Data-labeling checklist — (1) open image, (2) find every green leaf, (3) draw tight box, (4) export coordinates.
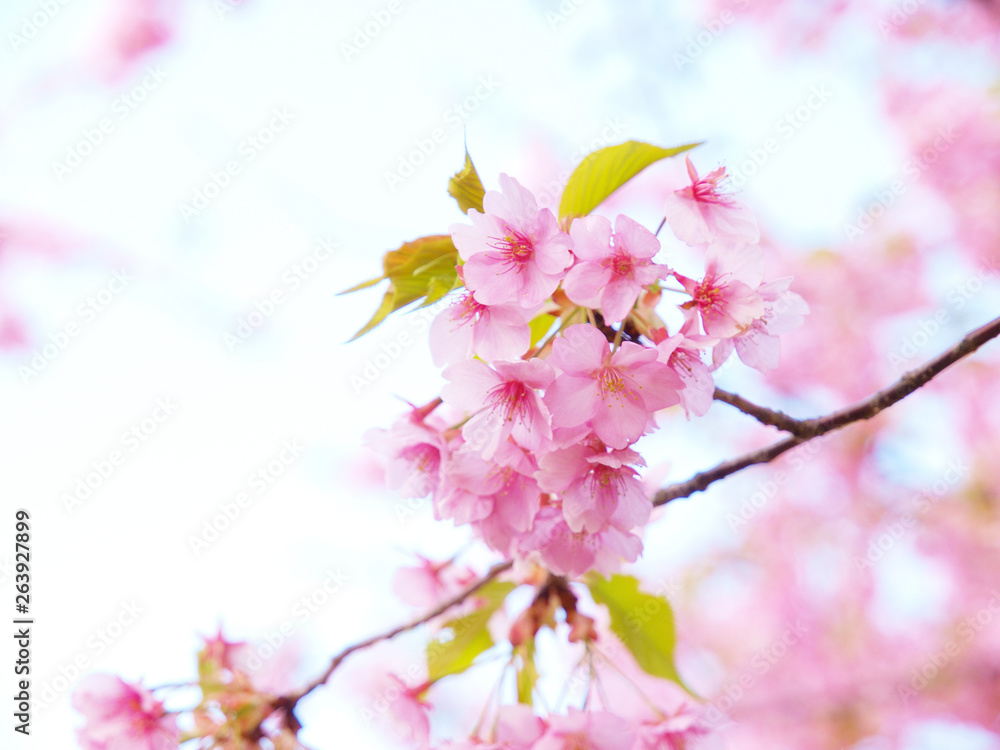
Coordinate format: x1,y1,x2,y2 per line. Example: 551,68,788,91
427,580,516,682
448,150,486,214
342,235,460,341
587,573,694,694
558,140,701,222
515,641,538,704
380,235,458,278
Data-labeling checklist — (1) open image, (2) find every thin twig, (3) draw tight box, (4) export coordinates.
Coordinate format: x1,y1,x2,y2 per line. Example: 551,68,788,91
654,315,1000,507
285,559,514,707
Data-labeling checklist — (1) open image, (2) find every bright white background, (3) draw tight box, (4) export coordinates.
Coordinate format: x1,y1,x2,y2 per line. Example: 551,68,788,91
0,1,954,748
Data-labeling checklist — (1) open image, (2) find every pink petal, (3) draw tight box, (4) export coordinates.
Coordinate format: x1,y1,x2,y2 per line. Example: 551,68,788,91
590,395,649,449
532,210,575,274
429,303,475,367
488,173,539,228
551,324,608,375
441,359,500,412
663,192,711,246
474,306,531,362
464,253,523,306
545,374,599,428
735,327,781,372
563,261,611,308
569,214,614,262
600,277,641,323
614,213,661,260
709,201,760,245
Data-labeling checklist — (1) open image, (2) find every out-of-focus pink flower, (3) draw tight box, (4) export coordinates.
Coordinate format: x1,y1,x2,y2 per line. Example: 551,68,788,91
451,174,574,307
98,0,174,80
359,671,433,749
72,673,179,750
429,289,536,366
392,556,478,609
534,708,634,750
442,359,555,459
199,627,246,673
385,674,432,748
663,156,759,247
563,214,669,324
0,314,27,348
494,703,547,747
545,324,682,449
633,704,708,750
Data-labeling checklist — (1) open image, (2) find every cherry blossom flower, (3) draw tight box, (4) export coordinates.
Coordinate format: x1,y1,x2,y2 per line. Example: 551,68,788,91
442,358,555,459
451,174,574,307
494,704,547,747
359,672,433,748
649,321,716,419
198,627,247,675
72,674,178,750
392,555,479,609
537,440,651,534
385,675,433,748
545,324,682,449
663,155,759,247
429,289,536,366
433,705,544,750
633,705,708,750
563,214,669,324
533,708,635,750
364,412,449,499
517,506,643,577
712,277,809,371
437,444,542,530
674,249,765,338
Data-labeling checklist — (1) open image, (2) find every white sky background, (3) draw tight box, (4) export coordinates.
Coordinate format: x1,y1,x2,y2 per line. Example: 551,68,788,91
0,1,992,748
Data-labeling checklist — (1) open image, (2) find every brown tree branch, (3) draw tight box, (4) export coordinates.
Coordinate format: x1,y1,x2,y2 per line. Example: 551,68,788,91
712,388,808,435
654,315,1000,507
284,559,513,708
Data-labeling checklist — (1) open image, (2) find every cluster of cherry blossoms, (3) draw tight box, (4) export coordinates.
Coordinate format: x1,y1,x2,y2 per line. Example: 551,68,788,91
370,155,808,578
65,149,808,750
